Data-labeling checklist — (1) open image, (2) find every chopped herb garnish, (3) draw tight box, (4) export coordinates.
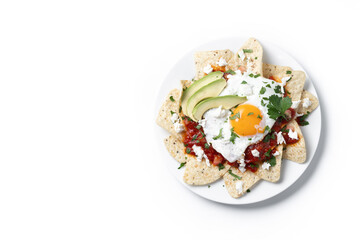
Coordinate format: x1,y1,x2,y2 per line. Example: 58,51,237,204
196,140,200,143
208,185,211,188
196,125,201,130
249,163,259,169
170,110,175,115
243,49,253,53
204,143,210,149
248,138,252,141
191,134,198,141
254,73,261,78
249,73,254,77
247,112,254,116
246,189,251,193
228,169,242,180
169,96,175,102
267,95,292,120
286,70,292,74
218,163,225,170
213,128,223,140
287,91,291,95
230,112,240,120
179,106,182,112
263,97,269,100
268,156,276,167
241,80,247,84
265,149,272,157
286,77,292,82
265,125,270,132
257,114,262,119
184,143,188,147
255,57,258,60
298,111,310,126
266,84,271,88
274,85,282,94
261,100,266,106
230,128,239,144
225,69,236,75
260,87,266,94
178,162,186,169
186,147,191,154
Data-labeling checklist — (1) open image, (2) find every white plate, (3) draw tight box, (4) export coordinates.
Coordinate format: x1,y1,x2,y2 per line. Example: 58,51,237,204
155,37,321,205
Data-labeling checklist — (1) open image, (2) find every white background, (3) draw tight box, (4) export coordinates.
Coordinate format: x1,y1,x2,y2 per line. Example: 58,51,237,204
0,0,359,239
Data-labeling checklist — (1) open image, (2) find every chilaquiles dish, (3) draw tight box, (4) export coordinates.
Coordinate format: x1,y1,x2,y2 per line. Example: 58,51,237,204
156,38,319,198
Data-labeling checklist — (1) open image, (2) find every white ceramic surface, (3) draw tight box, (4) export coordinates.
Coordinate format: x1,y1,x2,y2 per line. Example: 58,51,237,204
155,37,321,205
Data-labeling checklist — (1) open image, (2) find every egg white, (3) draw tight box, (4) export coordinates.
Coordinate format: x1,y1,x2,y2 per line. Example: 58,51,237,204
201,70,283,163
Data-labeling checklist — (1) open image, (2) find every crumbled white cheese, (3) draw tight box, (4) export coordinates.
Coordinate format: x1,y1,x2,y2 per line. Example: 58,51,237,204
235,180,243,193
281,76,291,86
238,159,246,173
251,149,260,157
291,100,301,109
237,84,253,96
216,57,228,66
170,113,179,123
288,129,298,140
174,122,184,133
204,154,210,167
192,145,205,162
238,50,245,61
277,132,286,144
213,106,227,118
203,64,213,74
302,98,312,108
273,151,280,156
198,119,206,128
262,162,271,170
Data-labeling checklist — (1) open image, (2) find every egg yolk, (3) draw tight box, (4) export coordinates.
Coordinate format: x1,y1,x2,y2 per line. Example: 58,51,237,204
230,104,264,136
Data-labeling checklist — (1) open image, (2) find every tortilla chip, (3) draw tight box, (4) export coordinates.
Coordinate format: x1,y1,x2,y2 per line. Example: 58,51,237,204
224,167,261,198
164,135,190,163
282,120,306,163
285,71,306,104
194,49,234,80
229,38,263,75
262,63,292,79
255,145,283,182
156,89,182,139
183,160,230,185
297,90,319,114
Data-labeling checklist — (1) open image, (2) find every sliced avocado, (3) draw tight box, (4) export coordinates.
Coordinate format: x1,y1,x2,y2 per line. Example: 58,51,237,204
181,71,224,116
187,79,227,120
192,95,247,121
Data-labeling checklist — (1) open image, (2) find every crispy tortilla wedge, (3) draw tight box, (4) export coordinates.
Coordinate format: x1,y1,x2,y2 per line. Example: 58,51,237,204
183,159,230,185
229,37,263,75
254,144,284,182
262,63,292,80
285,71,306,104
156,89,182,139
298,90,319,114
164,135,188,163
282,120,306,163
194,49,234,80
224,166,260,198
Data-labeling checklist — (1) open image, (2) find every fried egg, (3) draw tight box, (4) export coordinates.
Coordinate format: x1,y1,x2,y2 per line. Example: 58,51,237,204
201,70,284,162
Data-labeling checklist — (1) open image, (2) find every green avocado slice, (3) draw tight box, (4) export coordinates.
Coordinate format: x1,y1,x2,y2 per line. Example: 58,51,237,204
192,95,247,121
186,78,227,121
181,71,224,116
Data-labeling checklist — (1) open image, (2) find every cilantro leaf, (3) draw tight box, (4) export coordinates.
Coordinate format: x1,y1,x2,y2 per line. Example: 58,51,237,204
267,95,292,120
178,162,186,169
243,49,253,53
230,112,240,120
170,96,175,102
268,156,276,167
241,80,247,84
260,87,266,94
218,163,225,170
228,169,242,180
230,128,239,144
298,111,310,126
204,143,210,149
225,69,236,75
213,128,223,140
